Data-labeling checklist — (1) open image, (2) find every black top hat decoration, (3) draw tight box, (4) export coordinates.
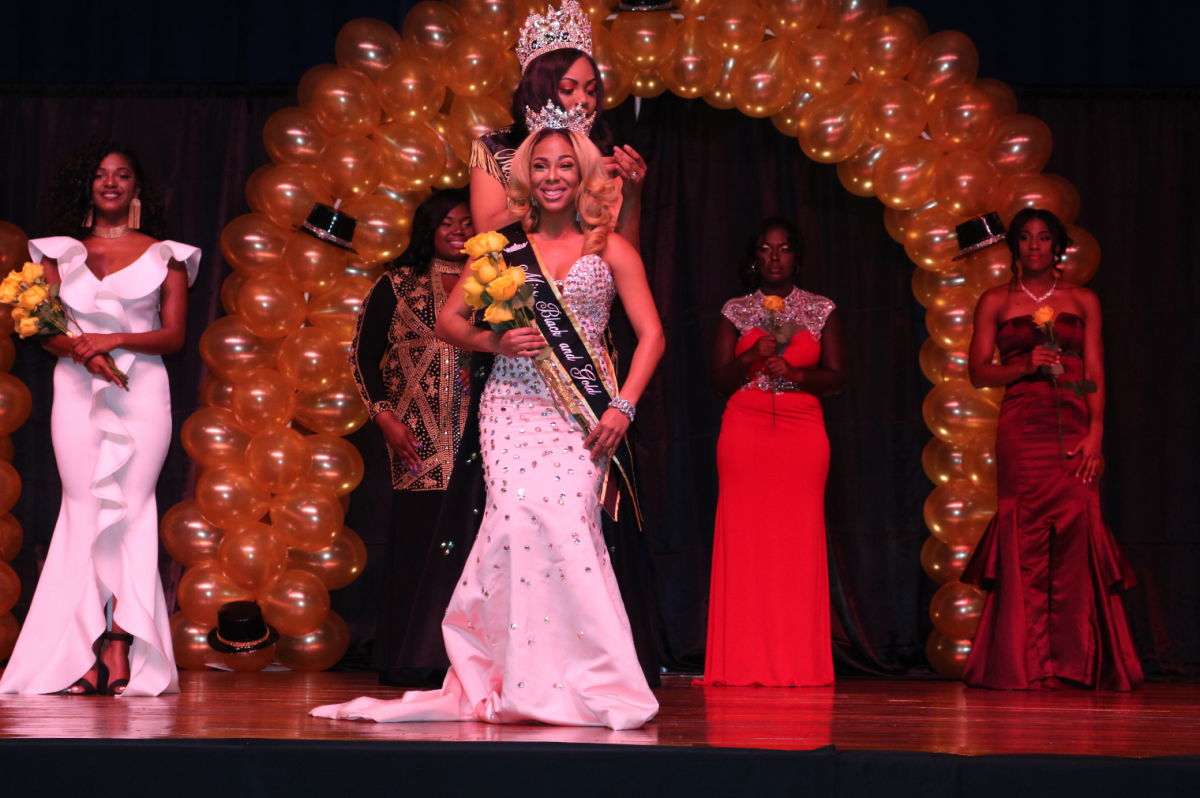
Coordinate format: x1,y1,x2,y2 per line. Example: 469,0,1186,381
208,601,280,654
300,202,358,253
952,212,1007,261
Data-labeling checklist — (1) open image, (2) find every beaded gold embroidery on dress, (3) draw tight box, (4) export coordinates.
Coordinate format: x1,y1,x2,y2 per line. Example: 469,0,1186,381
722,288,835,394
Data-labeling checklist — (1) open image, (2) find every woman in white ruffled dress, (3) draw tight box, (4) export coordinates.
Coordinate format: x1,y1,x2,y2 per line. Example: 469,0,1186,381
0,143,197,697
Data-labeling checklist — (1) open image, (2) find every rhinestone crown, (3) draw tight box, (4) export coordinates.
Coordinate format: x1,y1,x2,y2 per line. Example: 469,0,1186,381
516,0,593,73
525,99,596,136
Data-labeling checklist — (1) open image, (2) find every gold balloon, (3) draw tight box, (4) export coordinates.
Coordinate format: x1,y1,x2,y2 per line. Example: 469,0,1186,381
230,369,297,434
257,165,334,231
678,0,716,17
612,11,679,70
160,499,225,567
425,113,472,190
1060,225,1101,286
0,513,22,563
819,0,884,41
765,0,827,41
373,121,447,191
928,84,997,152
275,610,350,671
305,434,366,497
298,64,338,108
630,68,668,98
245,425,311,494
402,1,464,59
311,68,383,136
461,0,528,48
994,172,1063,227
730,38,794,117
378,55,448,125
195,464,272,530
198,316,282,381
860,78,926,145
169,611,217,670
245,164,272,215
1045,174,1081,225
180,406,252,469
874,139,940,210
770,88,814,136
786,29,852,95
341,195,413,263
932,150,999,219
882,202,932,244
930,579,987,639
974,77,1018,118
0,560,18,615
925,285,976,351
836,140,885,197
920,338,970,384
220,213,291,277
0,221,30,277
218,522,289,593
658,18,722,99
926,629,972,677
221,272,248,316
221,644,277,672
923,380,999,448
907,30,979,105
963,432,997,493
307,276,374,342
288,527,368,590
488,49,524,107
335,18,407,81
295,378,370,437
0,611,17,662
270,484,344,554
702,56,739,110
278,327,345,393
236,274,308,340
905,205,964,272
344,254,387,282
984,114,1054,178
446,95,513,165
0,373,32,436
280,231,349,294
912,268,966,310
925,478,996,547
258,569,331,637
0,461,19,515
921,435,966,485
442,35,506,97
885,6,927,41
317,135,385,202
177,561,255,627
921,535,974,586
703,0,767,57
850,14,917,83
263,108,329,167
964,243,1012,296
591,26,633,110
797,83,866,163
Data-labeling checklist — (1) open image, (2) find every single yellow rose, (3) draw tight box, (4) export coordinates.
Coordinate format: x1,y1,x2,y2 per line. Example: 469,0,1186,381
484,231,509,254
762,295,786,313
11,306,30,322
20,262,44,284
16,316,40,339
18,284,50,311
461,233,494,260
483,303,514,324
486,273,518,302
475,261,499,284
1032,306,1055,326
508,266,526,288
0,280,20,306
462,276,487,310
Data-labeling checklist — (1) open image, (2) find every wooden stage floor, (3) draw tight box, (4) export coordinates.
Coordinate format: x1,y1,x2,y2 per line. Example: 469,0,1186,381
1,672,1198,757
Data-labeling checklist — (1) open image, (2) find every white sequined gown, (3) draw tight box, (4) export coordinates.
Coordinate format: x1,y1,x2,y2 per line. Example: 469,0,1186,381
0,237,198,697
312,254,658,730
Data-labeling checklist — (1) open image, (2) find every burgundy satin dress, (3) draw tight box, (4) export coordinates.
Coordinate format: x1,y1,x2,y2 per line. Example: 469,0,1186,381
961,313,1142,691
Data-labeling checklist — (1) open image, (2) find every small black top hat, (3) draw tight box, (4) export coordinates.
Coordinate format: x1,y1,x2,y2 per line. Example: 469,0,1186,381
208,601,280,654
952,212,1007,261
299,202,358,253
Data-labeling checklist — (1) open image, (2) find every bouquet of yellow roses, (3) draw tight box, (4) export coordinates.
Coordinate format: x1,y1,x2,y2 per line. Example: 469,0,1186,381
0,262,129,389
459,232,542,353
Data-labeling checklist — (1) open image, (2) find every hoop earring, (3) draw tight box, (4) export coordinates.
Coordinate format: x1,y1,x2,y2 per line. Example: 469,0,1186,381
128,195,141,230
83,203,94,228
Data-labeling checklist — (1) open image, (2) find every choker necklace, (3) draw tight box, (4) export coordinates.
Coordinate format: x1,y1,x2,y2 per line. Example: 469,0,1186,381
92,224,130,239
431,257,465,275
1018,274,1057,303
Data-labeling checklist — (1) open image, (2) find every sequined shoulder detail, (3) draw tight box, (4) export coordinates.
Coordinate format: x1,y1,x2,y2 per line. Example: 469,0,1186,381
560,253,614,349
722,289,835,341
471,126,520,187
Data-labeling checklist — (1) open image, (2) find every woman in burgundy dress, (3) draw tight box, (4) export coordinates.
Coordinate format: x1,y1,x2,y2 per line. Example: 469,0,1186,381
699,218,847,687
962,208,1142,691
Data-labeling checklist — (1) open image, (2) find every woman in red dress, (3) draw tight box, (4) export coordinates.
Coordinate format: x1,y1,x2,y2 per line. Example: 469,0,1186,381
698,218,848,687
961,208,1142,690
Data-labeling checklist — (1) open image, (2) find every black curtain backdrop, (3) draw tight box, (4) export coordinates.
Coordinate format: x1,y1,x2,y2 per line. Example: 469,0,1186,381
2,84,1198,678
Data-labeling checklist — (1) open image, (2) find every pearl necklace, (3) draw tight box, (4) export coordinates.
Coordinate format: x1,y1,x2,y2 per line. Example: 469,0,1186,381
1018,274,1058,303
91,224,130,239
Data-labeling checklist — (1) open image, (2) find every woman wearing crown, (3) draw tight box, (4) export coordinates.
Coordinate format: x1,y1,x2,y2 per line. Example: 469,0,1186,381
312,99,664,730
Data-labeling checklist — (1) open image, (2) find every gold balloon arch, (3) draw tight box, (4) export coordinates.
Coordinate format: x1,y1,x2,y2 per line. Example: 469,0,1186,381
168,0,1104,675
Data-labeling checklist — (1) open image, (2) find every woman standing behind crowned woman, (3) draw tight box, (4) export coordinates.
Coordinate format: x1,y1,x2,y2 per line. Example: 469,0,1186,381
312,99,665,729
961,209,1142,691
349,188,472,687
0,142,198,697
699,219,847,688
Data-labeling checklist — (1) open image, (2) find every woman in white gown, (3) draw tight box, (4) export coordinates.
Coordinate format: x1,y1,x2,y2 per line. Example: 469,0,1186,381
0,143,197,697
312,106,664,730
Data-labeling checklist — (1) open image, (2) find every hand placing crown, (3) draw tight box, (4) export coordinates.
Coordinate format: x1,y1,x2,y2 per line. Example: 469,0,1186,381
525,99,597,136
516,0,593,73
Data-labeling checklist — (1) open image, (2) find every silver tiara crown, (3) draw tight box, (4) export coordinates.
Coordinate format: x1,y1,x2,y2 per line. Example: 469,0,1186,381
516,0,593,73
525,99,596,136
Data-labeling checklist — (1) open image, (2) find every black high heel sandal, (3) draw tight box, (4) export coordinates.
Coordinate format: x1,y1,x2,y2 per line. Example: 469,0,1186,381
66,649,109,696
100,632,134,696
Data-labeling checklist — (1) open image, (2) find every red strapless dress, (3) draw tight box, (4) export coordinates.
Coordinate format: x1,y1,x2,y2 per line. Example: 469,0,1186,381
961,313,1143,691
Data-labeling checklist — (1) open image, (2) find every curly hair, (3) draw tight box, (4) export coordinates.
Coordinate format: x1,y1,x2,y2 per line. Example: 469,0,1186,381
391,188,471,276
43,141,166,238
738,217,805,290
505,129,617,257
1005,207,1072,281
511,48,614,156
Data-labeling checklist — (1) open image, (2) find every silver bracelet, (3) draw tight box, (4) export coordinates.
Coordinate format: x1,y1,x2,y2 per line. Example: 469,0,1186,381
610,395,636,422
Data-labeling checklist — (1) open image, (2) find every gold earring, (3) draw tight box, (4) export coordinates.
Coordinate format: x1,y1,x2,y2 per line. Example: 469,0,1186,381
128,196,142,230
83,203,94,228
